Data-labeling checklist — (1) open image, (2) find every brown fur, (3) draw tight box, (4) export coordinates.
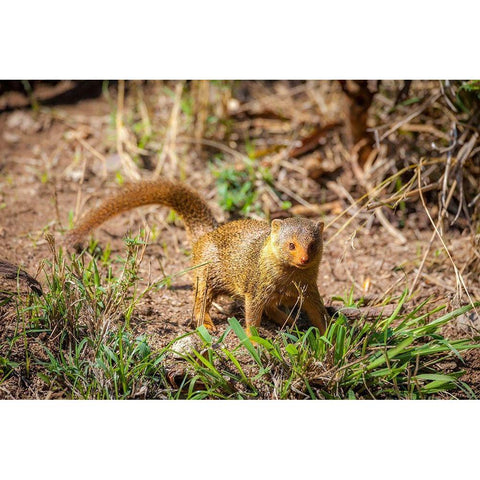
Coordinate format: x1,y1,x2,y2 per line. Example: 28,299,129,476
66,179,329,335
65,179,217,248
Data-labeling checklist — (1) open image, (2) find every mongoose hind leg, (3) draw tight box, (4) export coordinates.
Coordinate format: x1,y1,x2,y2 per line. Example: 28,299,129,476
193,276,217,332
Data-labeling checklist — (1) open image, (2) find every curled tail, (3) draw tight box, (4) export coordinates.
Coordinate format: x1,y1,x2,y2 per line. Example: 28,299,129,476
65,179,218,249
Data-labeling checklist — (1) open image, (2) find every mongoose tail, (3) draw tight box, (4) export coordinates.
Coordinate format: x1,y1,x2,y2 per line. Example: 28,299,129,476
65,179,218,248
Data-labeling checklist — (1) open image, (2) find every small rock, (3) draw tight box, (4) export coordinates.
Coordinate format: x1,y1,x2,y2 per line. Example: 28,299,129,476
170,335,203,359
64,169,85,182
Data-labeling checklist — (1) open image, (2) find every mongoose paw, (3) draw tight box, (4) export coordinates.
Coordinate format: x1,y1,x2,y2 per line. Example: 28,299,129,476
203,319,217,332
245,327,258,345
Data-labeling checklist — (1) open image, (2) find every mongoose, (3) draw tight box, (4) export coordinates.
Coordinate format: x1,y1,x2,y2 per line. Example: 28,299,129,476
65,179,329,336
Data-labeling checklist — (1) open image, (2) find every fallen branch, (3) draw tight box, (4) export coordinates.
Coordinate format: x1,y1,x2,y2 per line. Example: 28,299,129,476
0,259,43,297
326,303,398,320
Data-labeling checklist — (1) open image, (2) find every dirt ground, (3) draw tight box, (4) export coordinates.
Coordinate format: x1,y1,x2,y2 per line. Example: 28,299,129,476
1,81,479,398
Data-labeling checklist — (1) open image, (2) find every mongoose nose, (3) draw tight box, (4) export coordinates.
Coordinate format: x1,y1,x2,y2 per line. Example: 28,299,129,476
300,256,309,264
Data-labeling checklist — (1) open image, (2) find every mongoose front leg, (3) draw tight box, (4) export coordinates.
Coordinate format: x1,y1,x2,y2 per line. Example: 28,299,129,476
303,286,329,335
244,293,264,338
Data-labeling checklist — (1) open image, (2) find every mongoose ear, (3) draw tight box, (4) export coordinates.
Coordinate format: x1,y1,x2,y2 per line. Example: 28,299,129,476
316,221,325,234
271,219,283,233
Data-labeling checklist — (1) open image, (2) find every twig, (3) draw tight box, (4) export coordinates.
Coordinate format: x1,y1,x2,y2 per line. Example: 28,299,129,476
441,123,456,208
415,160,478,317
175,136,249,164
399,123,450,141
52,184,63,230
325,158,450,245
275,183,312,208
74,135,108,178
116,80,140,180
374,208,407,245
468,191,480,209
379,92,441,141
326,181,359,214
451,132,478,225
410,177,457,295
234,83,308,114
154,81,183,177
73,148,88,223
350,141,407,244
289,201,342,217
420,273,457,292
366,182,440,210
326,303,398,320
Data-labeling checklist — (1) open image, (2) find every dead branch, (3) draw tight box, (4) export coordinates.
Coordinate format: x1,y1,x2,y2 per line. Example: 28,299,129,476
326,303,398,320
0,259,43,297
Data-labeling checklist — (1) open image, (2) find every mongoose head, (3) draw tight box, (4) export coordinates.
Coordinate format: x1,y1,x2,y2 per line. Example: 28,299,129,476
270,218,324,269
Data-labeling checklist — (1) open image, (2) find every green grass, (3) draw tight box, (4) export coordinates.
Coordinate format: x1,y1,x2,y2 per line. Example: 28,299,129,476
1,237,479,399
210,156,273,217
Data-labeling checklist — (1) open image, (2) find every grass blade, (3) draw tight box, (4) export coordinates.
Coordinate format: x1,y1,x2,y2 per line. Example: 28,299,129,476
227,317,263,367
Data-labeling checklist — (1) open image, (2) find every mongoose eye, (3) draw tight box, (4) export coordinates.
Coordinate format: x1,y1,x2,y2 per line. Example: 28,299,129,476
288,242,296,250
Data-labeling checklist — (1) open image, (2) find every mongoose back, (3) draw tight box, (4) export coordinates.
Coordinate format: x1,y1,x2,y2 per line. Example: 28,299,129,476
66,178,329,335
